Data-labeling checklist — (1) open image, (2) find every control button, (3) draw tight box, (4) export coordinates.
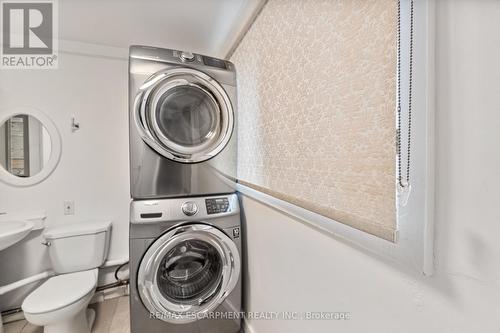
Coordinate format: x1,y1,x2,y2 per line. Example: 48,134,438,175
180,51,195,62
181,201,198,216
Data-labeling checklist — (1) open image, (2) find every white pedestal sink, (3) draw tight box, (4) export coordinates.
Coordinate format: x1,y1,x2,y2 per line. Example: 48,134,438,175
0,219,34,333
0,220,34,251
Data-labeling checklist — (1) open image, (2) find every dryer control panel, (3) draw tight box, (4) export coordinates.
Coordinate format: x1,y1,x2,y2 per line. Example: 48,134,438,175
205,197,230,214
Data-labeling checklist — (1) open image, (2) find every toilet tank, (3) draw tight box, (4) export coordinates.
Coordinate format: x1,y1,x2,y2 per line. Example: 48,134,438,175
43,221,112,274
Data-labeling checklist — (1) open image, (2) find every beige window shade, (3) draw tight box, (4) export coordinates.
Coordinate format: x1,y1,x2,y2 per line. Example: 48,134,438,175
230,0,398,241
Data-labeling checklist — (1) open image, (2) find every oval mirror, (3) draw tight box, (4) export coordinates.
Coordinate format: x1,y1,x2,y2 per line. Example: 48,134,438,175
0,108,61,187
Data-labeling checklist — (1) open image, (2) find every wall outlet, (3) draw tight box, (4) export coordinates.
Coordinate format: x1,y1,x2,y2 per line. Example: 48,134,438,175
64,201,75,215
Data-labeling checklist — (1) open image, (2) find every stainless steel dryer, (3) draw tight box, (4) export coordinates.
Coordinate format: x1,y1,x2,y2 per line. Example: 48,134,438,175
129,45,237,199
129,194,242,333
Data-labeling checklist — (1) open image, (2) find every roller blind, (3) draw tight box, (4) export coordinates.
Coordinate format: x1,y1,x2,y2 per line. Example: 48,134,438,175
230,0,398,241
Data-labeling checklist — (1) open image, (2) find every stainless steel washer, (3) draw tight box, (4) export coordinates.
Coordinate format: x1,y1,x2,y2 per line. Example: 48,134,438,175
129,194,242,333
129,46,237,199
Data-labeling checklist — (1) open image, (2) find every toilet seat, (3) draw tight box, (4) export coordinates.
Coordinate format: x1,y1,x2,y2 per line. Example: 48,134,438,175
22,269,97,314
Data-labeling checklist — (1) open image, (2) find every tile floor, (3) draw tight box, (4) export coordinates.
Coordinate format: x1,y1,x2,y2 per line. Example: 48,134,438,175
3,296,130,333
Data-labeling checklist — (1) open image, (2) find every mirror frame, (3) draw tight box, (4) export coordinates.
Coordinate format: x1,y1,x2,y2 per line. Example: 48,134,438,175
0,107,62,187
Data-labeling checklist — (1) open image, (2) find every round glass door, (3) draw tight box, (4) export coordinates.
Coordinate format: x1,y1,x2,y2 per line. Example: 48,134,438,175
135,68,234,163
138,224,240,323
155,86,220,148
157,239,223,305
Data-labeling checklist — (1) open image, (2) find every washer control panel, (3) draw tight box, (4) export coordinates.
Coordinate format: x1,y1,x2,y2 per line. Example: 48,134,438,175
130,194,239,224
205,197,230,215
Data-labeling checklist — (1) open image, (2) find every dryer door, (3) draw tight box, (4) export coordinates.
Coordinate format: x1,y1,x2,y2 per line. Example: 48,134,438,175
137,224,240,323
134,68,234,163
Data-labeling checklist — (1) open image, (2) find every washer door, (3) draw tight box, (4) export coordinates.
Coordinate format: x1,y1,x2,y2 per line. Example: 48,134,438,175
134,68,234,163
138,224,240,323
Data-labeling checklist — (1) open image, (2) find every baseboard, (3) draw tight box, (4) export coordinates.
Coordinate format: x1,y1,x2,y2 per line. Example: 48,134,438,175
2,310,24,324
90,284,129,304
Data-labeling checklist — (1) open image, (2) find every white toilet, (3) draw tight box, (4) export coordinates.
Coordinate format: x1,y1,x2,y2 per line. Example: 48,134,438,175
21,221,112,333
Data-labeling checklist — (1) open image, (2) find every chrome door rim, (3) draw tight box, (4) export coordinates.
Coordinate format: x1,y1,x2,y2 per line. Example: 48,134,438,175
137,224,240,324
134,68,234,163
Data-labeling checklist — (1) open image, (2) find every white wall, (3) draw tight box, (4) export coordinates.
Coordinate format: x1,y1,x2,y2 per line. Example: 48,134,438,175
0,48,130,311
241,1,500,332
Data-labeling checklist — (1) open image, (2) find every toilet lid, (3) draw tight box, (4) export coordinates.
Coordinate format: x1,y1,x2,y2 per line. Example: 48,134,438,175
22,269,97,314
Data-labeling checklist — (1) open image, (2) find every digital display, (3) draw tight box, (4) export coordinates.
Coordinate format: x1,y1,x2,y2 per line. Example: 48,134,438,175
203,56,227,69
205,197,230,214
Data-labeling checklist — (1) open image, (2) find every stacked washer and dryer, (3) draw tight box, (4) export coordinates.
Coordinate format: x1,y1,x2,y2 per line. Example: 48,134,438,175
128,46,242,333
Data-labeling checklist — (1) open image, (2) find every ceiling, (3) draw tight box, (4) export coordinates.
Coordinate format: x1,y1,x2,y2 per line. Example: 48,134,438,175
58,0,265,59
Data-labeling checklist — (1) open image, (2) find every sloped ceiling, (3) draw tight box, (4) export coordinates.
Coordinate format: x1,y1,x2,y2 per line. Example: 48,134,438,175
59,0,265,58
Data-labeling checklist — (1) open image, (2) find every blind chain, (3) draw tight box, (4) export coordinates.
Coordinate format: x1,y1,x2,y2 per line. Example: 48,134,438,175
397,0,414,189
